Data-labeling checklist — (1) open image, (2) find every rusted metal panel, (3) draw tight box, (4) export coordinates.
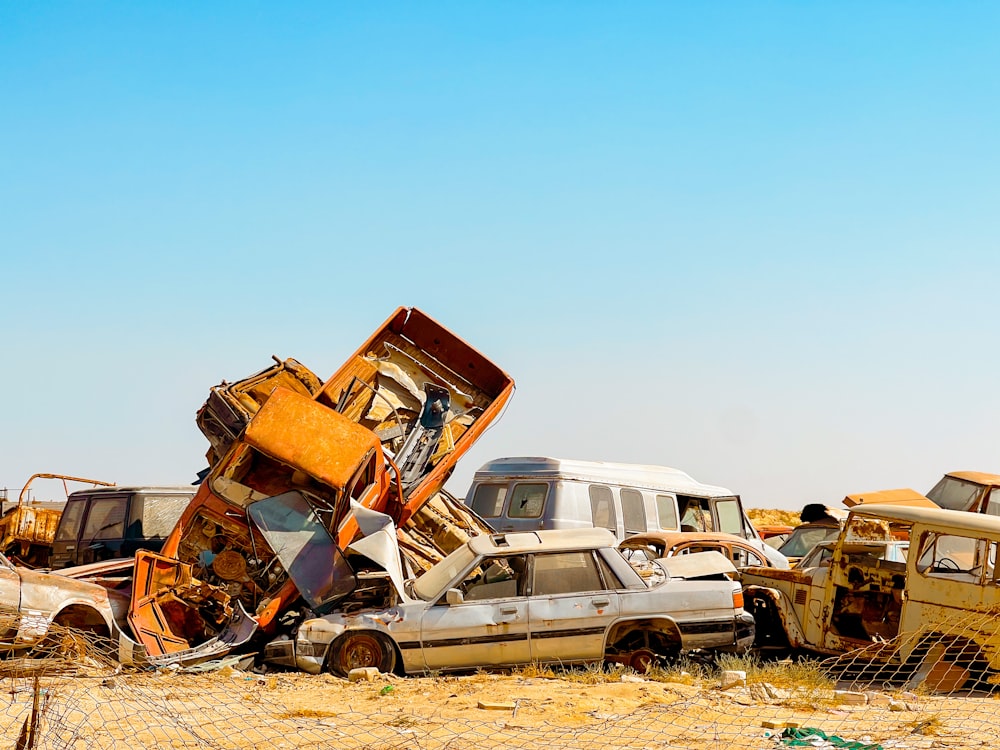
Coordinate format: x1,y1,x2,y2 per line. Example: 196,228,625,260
843,488,938,508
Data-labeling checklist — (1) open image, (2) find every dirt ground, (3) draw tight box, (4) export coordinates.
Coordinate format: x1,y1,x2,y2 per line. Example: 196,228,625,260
6,663,1000,749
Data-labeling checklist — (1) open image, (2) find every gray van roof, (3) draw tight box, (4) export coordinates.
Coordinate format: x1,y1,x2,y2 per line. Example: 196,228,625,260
472,457,735,498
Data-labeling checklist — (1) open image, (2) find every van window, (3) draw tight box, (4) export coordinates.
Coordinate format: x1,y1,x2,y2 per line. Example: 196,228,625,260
715,497,743,535
589,485,616,533
471,484,508,518
655,495,678,530
916,532,989,581
508,483,547,519
84,497,128,541
621,489,646,535
987,489,1000,517
55,498,88,542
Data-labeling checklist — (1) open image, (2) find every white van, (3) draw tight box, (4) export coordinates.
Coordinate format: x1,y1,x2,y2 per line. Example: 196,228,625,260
464,457,788,568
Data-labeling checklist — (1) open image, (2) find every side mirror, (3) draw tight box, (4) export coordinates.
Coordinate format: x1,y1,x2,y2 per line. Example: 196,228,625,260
445,588,465,605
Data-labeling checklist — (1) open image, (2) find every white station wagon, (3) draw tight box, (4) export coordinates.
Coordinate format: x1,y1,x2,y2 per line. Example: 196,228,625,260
265,527,754,676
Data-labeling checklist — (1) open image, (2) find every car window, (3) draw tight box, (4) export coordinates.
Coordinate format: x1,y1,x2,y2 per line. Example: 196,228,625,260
459,555,527,601
655,494,678,530
532,551,605,595
470,484,507,518
732,546,766,567
83,497,128,541
916,532,990,581
508,483,547,519
714,498,743,536
778,525,841,557
589,485,616,533
987,488,1000,518
55,498,88,542
621,489,646,535
131,495,191,538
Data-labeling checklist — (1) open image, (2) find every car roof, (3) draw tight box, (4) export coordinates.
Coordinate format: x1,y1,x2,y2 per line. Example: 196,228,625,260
472,456,734,497
467,528,617,555
946,471,1000,488
848,503,1000,533
622,531,753,547
68,486,196,496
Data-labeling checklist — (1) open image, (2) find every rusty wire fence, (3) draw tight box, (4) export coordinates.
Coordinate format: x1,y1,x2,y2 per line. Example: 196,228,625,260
5,619,1000,750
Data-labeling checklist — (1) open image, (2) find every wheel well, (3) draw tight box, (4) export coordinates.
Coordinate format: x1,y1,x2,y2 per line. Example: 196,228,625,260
52,605,110,638
606,618,681,652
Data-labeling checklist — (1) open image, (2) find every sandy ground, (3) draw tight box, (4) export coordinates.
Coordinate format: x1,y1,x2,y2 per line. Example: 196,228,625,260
3,664,999,749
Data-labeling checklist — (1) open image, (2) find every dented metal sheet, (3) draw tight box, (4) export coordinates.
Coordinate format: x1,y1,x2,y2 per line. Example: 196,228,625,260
127,307,514,662
657,551,737,579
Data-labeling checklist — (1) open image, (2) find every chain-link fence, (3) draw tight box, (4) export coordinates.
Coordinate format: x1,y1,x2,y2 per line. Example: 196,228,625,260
4,621,1000,750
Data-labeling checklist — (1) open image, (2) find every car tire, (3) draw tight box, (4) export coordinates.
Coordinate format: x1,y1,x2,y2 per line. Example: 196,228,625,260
328,631,397,678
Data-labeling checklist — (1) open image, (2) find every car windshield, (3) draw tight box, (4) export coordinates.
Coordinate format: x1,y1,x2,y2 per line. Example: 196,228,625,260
926,476,984,512
779,525,841,558
248,491,356,613
412,544,478,601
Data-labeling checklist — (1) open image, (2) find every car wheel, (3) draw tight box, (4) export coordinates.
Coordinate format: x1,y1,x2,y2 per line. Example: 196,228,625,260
628,648,657,672
329,631,397,677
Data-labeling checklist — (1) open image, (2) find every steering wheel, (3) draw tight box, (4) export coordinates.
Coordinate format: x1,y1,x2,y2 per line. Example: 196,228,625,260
936,557,960,571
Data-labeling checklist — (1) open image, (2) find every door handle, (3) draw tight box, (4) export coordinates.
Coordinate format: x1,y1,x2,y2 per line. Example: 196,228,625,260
592,599,610,607
499,606,518,615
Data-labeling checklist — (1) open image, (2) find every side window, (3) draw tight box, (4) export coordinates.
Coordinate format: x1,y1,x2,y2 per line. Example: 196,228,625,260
655,494,678,530
83,497,128,541
532,551,605,595
508,483,547,519
133,495,191,539
987,489,1000,518
55,498,88,542
347,453,377,501
714,498,743,536
916,532,989,581
589,485,616,533
621,489,646,535
470,484,508,518
732,546,765,567
460,555,526,601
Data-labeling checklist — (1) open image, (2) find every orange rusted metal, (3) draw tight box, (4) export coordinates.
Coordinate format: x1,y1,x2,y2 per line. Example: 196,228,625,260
128,307,514,659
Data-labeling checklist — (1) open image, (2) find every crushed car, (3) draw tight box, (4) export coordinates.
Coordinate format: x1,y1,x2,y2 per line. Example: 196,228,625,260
0,550,129,652
126,307,515,663
264,526,755,675
619,531,783,570
743,504,1000,689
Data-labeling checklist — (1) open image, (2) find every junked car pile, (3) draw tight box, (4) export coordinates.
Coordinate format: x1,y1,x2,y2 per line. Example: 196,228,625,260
7,307,1000,693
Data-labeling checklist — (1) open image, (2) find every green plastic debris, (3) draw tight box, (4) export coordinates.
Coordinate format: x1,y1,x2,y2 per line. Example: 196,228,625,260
379,685,395,696
780,727,883,750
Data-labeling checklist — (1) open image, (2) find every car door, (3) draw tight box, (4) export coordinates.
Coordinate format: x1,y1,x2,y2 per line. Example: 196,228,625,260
0,555,22,644
418,554,531,671
527,550,621,663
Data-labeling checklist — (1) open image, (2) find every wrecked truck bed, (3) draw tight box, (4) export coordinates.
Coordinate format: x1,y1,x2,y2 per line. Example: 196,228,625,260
129,307,513,661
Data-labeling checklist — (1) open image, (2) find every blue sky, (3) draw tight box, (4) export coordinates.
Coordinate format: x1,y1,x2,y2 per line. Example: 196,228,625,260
2,3,998,509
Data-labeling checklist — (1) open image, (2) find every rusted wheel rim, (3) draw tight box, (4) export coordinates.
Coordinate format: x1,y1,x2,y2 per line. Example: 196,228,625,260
342,634,385,670
629,649,656,673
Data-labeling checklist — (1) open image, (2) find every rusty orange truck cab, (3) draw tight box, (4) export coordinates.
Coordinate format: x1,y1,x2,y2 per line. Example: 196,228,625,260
129,307,514,659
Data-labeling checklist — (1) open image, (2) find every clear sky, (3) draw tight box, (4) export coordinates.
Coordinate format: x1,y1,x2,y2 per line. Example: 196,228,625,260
2,3,998,509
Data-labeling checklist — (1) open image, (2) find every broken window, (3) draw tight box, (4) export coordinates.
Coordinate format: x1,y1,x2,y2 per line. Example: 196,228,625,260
459,555,526,601
508,483,547,519
916,532,990,581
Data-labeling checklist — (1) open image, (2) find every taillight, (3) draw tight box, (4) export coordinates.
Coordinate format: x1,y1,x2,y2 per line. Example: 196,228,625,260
733,590,744,609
